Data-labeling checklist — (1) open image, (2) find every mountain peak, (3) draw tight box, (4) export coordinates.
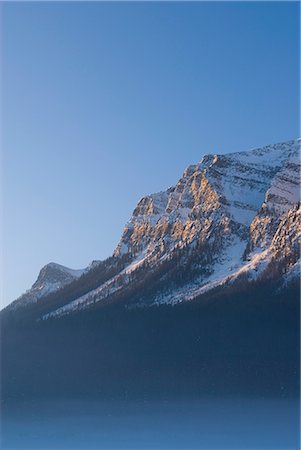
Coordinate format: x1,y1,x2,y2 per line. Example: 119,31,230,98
6,262,86,312
33,262,85,287
5,138,300,317
115,138,300,260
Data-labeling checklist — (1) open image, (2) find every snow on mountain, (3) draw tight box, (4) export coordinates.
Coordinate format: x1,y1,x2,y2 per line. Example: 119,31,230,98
249,144,300,250
5,138,300,318
148,202,300,306
114,139,299,260
6,262,88,311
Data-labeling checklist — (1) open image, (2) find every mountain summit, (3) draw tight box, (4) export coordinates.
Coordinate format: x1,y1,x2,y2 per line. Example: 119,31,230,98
5,139,300,319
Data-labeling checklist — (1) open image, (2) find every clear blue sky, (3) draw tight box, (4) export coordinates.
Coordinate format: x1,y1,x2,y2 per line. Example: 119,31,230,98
2,2,300,307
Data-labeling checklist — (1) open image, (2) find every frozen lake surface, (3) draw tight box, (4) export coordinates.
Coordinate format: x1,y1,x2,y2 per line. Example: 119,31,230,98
1,398,299,449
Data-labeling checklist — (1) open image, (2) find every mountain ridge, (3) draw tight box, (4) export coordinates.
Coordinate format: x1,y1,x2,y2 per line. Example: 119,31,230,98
4,138,300,319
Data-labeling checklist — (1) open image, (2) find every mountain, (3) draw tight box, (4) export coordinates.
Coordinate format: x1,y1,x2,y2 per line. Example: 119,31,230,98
1,138,300,402
4,138,300,320
7,262,87,311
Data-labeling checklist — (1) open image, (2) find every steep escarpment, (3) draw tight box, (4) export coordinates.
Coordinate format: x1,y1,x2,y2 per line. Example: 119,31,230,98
248,147,300,251
114,142,291,260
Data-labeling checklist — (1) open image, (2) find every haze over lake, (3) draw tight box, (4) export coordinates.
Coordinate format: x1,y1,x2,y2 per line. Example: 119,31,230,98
2,399,299,450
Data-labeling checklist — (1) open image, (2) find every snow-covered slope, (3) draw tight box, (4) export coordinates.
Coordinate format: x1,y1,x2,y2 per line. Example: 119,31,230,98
6,262,87,311
5,138,300,318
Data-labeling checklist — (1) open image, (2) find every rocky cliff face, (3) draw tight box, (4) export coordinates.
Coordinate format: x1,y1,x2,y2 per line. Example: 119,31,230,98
114,139,299,257
4,138,300,318
249,147,300,250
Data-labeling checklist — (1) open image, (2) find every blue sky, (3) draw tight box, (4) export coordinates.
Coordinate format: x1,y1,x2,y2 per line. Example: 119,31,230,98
2,2,300,307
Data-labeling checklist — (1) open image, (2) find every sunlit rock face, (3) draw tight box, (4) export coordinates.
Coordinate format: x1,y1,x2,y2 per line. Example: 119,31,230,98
114,138,300,264
249,145,300,250
5,139,300,318
269,204,301,274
